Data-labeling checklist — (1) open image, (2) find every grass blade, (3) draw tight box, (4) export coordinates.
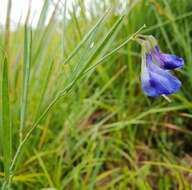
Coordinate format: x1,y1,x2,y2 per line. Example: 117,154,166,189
19,25,32,141
1,56,12,188
62,8,110,64
4,0,12,55
68,15,125,85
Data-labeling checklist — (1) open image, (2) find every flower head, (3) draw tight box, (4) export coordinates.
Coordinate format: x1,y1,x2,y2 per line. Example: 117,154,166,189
140,37,184,97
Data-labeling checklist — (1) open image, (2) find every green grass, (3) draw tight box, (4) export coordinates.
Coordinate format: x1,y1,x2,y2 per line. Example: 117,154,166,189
1,0,192,189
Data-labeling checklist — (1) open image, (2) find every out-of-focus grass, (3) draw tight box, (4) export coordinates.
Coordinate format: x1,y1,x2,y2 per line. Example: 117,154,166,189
1,0,192,189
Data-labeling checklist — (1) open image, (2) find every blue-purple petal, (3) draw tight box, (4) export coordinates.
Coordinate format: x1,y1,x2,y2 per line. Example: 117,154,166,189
158,53,184,69
154,45,184,70
141,53,181,96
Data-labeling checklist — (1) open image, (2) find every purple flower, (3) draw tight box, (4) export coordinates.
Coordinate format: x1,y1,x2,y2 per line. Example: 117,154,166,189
141,52,182,97
137,36,184,97
153,45,184,70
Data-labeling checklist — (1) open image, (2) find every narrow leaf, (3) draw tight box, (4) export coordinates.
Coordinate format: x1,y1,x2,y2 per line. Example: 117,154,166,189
1,56,12,182
19,25,31,141
63,9,110,64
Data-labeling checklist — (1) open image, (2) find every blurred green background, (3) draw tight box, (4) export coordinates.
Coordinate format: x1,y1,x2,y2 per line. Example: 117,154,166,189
1,0,192,189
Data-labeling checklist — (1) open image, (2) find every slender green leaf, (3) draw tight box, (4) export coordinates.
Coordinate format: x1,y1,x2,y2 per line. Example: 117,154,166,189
1,56,12,185
62,9,110,64
19,25,31,141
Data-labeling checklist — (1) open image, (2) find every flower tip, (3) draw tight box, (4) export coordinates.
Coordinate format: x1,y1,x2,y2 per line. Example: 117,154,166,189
161,54,184,70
